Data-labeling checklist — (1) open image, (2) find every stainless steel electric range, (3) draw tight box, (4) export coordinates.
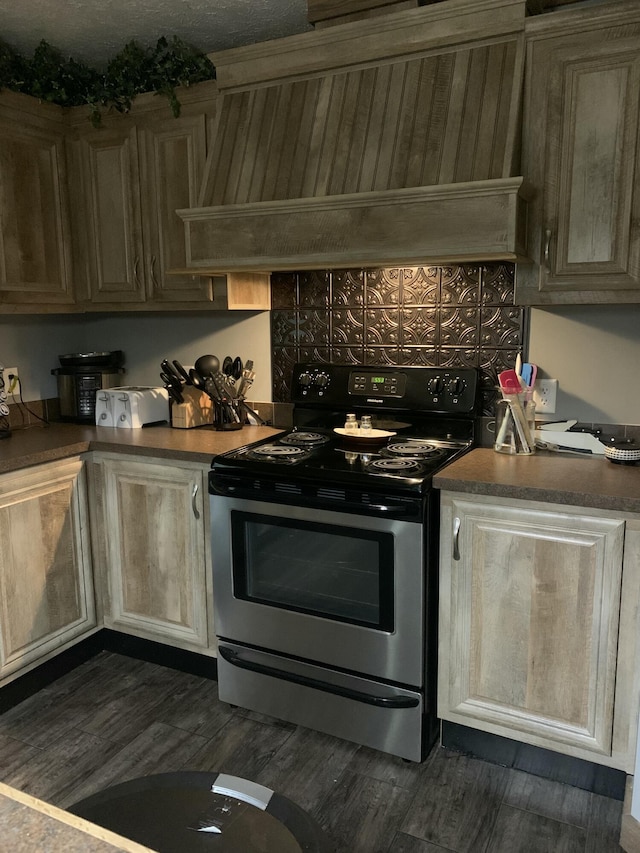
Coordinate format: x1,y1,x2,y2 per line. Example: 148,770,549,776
209,363,479,761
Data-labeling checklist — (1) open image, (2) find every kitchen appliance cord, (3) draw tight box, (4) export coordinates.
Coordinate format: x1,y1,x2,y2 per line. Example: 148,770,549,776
9,376,49,426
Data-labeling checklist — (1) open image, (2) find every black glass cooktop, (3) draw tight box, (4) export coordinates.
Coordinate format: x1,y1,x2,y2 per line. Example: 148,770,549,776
214,427,471,491
211,363,479,495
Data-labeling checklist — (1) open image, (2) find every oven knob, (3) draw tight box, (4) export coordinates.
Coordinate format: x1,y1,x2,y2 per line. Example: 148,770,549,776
314,373,330,388
298,372,313,387
427,377,444,395
448,377,466,396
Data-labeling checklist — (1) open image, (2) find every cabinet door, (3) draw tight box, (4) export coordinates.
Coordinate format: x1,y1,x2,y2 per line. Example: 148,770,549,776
0,459,96,679
99,457,209,650
518,5,640,303
439,494,625,759
0,106,73,305
74,125,146,303
139,113,212,302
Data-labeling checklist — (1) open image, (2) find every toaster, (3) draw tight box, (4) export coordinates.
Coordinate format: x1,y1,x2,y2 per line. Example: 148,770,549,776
95,386,169,428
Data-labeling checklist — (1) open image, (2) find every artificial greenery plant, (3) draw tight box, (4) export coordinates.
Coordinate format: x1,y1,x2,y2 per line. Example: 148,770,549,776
0,36,216,126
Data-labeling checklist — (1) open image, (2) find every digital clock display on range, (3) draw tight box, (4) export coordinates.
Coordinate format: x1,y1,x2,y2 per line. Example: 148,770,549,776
348,372,406,396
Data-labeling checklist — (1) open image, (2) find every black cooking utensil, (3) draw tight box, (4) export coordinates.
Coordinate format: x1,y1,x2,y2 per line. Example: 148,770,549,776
172,360,192,385
194,354,220,379
222,356,233,377
217,371,240,403
232,356,243,381
189,368,205,389
242,402,266,425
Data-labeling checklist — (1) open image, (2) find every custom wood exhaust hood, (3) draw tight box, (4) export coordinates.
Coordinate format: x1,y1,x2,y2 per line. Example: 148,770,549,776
178,0,530,273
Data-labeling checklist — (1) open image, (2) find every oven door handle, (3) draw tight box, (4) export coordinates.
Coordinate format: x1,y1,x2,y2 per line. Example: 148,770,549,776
368,503,412,514
218,646,419,709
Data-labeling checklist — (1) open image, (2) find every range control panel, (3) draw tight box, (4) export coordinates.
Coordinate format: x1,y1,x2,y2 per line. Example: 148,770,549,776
348,372,407,397
292,363,479,414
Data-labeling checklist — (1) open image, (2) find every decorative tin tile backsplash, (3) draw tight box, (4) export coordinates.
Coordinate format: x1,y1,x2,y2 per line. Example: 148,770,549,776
271,263,524,414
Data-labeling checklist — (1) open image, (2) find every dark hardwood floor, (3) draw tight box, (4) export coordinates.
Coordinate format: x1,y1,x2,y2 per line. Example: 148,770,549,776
0,652,624,852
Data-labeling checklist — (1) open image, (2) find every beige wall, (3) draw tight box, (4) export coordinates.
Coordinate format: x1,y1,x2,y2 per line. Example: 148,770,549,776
528,305,640,425
0,311,272,403
2,302,639,426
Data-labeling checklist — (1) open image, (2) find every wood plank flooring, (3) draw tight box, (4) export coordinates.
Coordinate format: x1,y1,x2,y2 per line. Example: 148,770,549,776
0,652,624,852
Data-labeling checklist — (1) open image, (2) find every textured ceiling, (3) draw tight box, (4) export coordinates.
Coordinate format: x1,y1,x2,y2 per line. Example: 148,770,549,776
0,0,312,66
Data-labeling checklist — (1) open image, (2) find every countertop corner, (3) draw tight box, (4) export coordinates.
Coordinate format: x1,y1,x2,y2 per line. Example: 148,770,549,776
434,447,640,514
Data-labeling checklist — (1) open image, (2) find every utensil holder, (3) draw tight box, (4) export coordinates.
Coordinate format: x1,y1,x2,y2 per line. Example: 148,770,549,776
494,395,536,455
214,399,242,431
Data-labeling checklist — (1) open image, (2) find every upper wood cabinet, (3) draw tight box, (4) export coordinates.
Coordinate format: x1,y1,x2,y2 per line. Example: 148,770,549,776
517,0,640,304
68,121,145,304
0,91,74,310
67,83,219,309
139,111,213,303
438,491,640,772
0,458,96,683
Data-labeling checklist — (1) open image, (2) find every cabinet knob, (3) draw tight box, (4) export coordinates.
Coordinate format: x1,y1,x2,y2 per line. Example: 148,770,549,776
453,516,461,561
191,483,200,519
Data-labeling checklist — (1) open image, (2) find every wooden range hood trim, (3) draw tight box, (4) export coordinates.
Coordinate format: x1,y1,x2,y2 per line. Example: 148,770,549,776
209,0,526,90
178,178,532,273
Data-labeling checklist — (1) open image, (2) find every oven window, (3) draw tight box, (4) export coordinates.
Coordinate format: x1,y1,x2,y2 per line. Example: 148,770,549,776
230,512,394,630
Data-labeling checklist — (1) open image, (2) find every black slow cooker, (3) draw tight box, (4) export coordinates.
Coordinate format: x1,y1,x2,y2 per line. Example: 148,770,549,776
52,351,125,422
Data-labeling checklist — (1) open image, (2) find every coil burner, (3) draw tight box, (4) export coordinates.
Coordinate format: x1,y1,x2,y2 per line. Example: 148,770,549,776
280,431,330,448
246,444,311,464
365,457,425,475
383,441,447,461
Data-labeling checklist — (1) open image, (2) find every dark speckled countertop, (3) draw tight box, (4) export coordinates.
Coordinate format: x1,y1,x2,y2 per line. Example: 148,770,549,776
3,425,638,512
0,422,283,474
433,448,640,514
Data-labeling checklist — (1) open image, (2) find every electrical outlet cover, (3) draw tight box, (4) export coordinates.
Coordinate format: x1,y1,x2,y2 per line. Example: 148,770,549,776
2,367,18,392
533,379,558,414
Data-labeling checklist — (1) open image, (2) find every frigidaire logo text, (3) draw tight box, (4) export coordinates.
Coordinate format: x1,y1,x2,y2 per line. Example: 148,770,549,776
366,398,384,404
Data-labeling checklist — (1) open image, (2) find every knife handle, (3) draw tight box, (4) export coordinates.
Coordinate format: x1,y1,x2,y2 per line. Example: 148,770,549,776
172,360,191,384
161,359,183,385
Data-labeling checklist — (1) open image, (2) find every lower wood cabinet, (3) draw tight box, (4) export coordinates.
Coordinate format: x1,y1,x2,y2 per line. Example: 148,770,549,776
438,491,640,771
90,454,213,653
0,458,96,682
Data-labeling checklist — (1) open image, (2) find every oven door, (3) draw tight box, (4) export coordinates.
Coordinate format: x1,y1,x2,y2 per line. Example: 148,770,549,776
210,494,424,687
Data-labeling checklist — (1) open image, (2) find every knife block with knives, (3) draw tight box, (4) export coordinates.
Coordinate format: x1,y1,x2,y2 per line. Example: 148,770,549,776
162,354,263,430
171,386,213,429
